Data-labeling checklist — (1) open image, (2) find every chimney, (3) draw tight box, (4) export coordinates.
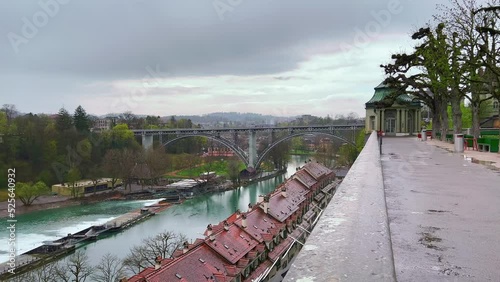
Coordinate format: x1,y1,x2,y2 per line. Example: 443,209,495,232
223,220,230,231
182,241,189,254
262,195,269,214
236,209,241,219
206,224,213,236
281,187,287,198
207,224,215,241
241,213,247,228
258,195,264,203
248,203,252,212
155,256,162,270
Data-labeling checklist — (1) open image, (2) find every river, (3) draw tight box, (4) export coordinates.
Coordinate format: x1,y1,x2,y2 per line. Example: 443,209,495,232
0,155,309,265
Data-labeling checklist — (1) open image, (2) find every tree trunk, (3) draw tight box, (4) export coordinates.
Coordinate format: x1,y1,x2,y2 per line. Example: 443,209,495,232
431,99,442,140
450,97,462,134
433,106,442,140
440,99,449,141
471,102,481,139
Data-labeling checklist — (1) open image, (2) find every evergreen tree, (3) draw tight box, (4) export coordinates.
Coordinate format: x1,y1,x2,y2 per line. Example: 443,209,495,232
55,108,73,132
73,105,90,132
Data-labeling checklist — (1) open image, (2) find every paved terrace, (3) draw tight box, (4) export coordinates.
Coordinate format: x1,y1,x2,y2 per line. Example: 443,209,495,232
286,133,500,281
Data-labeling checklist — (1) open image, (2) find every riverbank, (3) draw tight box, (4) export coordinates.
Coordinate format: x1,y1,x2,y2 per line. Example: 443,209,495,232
0,188,139,218
0,168,290,218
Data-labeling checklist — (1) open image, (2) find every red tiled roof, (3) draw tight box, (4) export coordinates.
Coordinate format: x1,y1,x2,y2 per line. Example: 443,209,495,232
294,169,317,188
255,243,265,253
127,274,148,282
267,180,307,222
128,162,336,282
206,224,259,264
284,179,309,194
246,250,258,260
303,162,333,180
143,243,233,282
237,257,250,268
233,208,284,243
226,211,241,224
261,233,273,242
224,264,241,277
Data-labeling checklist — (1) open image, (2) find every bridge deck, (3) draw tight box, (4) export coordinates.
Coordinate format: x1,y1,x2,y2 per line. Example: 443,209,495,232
131,124,364,135
382,137,500,281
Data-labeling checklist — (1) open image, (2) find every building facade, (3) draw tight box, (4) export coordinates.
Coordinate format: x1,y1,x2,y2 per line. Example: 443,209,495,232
93,118,112,131
365,82,422,136
51,178,122,197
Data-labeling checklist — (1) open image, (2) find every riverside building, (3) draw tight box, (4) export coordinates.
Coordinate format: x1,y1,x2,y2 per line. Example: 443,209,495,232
125,162,338,282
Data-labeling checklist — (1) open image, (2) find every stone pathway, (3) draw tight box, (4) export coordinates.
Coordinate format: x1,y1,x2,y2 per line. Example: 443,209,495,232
382,137,500,281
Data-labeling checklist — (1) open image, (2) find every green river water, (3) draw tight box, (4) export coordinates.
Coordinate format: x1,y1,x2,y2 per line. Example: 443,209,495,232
0,155,309,265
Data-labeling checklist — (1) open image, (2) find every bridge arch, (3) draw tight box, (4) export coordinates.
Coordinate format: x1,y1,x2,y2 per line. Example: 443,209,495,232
162,134,250,167
254,131,355,170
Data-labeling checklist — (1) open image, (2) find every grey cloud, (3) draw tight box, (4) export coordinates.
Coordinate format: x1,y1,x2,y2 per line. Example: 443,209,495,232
1,0,446,80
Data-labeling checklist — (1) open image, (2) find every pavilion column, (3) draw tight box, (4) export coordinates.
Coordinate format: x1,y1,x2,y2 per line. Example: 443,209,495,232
415,110,419,133
415,110,419,134
418,110,422,130
401,110,405,133
381,109,385,132
403,109,408,133
396,109,401,133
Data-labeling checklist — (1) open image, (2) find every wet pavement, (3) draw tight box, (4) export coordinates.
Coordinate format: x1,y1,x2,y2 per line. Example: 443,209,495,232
382,137,500,281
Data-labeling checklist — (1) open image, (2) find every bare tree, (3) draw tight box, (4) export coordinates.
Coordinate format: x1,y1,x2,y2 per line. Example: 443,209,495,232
145,147,168,184
117,149,140,192
92,253,126,282
1,104,18,124
227,158,241,186
123,231,186,275
88,165,103,195
314,140,336,169
54,251,93,282
5,262,58,282
103,149,122,190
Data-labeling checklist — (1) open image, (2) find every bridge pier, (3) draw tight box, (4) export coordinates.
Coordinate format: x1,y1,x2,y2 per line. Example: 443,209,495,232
248,130,256,169
142,134,154,150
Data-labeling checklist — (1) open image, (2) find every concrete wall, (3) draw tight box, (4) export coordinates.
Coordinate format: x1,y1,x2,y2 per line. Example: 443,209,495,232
285,131,396,282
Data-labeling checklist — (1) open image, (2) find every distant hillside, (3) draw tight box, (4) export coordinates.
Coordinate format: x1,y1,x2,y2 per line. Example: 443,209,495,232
163,112,294,126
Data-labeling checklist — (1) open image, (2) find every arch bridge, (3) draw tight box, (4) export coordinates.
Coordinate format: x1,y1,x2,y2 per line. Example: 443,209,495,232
132,124,364,169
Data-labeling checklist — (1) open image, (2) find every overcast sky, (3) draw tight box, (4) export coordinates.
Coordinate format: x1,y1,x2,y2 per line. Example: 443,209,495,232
1,0,454,117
